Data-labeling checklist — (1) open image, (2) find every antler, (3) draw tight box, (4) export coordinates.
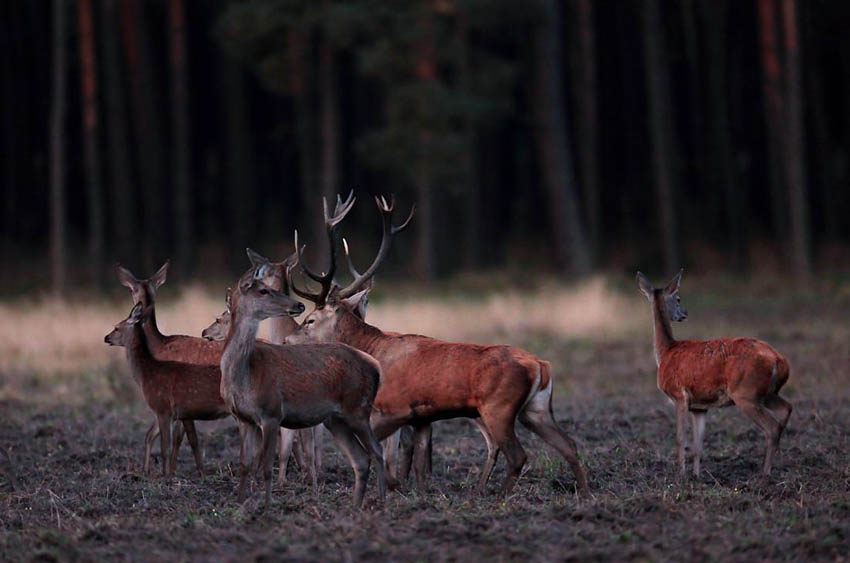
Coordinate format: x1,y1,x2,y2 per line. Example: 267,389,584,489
337,195,414,299
290,191,355,305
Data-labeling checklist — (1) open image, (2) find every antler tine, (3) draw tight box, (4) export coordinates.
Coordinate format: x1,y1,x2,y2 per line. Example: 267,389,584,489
342,238,362,279
392,203,416,235
290,230,325,304
337,194,414,298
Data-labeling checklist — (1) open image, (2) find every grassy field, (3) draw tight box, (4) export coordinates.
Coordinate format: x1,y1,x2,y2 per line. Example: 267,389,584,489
1,276,849,561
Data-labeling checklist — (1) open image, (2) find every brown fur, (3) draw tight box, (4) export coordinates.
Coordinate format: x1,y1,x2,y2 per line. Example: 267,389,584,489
287,300,589,496
220,271,386,509
638,271,793,476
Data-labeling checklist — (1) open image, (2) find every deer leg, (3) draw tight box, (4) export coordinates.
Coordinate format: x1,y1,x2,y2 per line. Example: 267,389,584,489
258,420,280,512
764,394,793,436
313,425,324,484
181,421,204,477
479,406,527,496
733,395,782,476
143,420,158,475
292,430,308,471
236,421,258,502
675,398,689,475
156,414,173,477
690,410,706,477
298,428,317,489
350,419,387,504
473,417,500,493
411,424,433,491
382,430,401,490
277,428,295,486
324,417,372,508
518,400,589,495
398,426,415,485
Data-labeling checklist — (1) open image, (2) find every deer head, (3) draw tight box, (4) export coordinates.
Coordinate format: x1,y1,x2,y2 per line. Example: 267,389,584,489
285,195,413,345
201,288,232,341
115,261,169,307
104,302,149,346
636,269,688,322
231,262,305,322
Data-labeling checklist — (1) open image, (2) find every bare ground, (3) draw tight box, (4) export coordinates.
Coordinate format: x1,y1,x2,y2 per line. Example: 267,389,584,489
1,290,849,562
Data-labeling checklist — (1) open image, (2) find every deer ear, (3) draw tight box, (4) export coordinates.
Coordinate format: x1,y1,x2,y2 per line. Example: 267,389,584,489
664,268,684,295
343,287,371,320
115,264,139,290
253,262,270,281
636,271,654,299
128,302,145,324
150,261,169,291
225,288,232,311
246,248,269,269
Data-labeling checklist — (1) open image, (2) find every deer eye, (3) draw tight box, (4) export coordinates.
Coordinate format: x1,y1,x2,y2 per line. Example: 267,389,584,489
306,319,315,325
259,289,269,296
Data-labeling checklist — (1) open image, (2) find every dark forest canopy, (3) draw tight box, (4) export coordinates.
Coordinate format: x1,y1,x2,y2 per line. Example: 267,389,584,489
3,0,850,294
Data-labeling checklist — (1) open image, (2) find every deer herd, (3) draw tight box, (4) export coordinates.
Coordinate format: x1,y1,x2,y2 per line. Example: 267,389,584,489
104,192,793,510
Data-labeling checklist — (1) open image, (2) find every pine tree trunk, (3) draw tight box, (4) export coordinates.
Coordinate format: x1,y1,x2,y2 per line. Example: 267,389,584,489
643,0,680,273
77,0,104,286
532,0,590,275
318,21,339,267
169,0,192,278
699,0,745,268
413,10,437,281
573,0,600,265
780,0,812,280
456,11,481,270
2,8,18,257
756,0,787,245
220,57,256,268
100,0,135,261
49,0,67,296
120,0,167,271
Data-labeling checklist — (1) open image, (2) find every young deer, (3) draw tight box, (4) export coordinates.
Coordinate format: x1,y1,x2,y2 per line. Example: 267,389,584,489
221,260,386,509
105,303,231,476
116,262,223,475
636,270,793,476
286,196,589,496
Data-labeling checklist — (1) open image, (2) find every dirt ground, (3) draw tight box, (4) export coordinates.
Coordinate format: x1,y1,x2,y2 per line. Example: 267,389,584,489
1,286,849,562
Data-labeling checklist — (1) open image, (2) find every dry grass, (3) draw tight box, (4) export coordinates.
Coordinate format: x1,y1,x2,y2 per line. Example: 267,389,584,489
0,277,638,377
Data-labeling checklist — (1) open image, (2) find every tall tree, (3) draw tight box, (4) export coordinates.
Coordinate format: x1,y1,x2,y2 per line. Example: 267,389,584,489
220,56,256,267
49,0,68,296
699,0,745,268
319,1,339,203
643,0,680,273
120,0,168,270
756,0,787,244
100,0,135,261
413,6,437,280
780,0,811,280
532,0,590,275
77,0,104,285
571,0,600,264
169,0,193,277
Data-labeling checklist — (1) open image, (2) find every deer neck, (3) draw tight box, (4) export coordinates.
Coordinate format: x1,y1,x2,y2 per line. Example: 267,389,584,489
338,312,385,355
651,297,676,367
221,309,259,390
142,307,166,349
125,325,156,385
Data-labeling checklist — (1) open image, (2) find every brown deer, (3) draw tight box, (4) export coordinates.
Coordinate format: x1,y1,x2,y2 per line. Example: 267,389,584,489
105,302,231,476
202,281,322,489
285,196,589,496
221,259,386,509
116,262,223,475
636,270,792,476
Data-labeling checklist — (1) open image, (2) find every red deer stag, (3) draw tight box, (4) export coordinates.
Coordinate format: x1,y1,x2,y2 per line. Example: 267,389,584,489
636,270,792,476
220,259,386,509
105,303,230,476
286,196,589,496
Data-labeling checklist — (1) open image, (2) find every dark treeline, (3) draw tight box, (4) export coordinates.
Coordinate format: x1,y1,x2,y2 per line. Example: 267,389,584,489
3,0,850,295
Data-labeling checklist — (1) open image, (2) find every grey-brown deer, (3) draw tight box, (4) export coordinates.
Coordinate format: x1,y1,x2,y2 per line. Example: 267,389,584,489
636,270,792,476
220,256,386,509
286,195,589,496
